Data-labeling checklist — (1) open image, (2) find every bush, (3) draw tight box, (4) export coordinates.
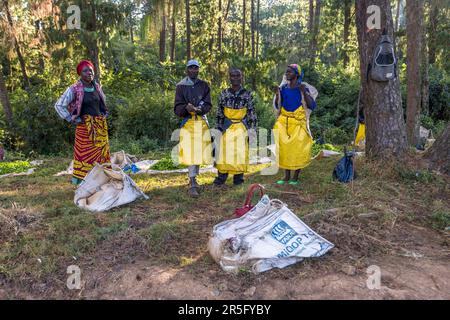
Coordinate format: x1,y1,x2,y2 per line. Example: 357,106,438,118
324,127,352,145
109,136,160,156
112,88,179,147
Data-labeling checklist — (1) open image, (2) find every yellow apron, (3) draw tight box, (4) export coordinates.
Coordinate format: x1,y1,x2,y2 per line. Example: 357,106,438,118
216,107,249,174
179,113,213,165
355,123,366,146
273,106,313,170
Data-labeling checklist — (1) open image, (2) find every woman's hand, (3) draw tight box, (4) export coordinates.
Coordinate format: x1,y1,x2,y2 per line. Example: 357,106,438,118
299,84,307,94
71,115,79,123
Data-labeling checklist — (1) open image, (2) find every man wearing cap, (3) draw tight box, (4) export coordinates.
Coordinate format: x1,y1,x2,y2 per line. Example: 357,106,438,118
174,59,213,197
273,64,316,185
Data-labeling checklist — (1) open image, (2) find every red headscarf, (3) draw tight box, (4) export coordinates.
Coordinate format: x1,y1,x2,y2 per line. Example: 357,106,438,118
76,60,95,75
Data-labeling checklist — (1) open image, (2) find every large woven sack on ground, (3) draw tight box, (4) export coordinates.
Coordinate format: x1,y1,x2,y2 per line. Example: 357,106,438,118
208,195,334,273
74,163,148,212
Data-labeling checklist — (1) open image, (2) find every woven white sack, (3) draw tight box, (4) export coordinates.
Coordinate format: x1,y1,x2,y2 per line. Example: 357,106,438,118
74,163,148,212
208,195,334,273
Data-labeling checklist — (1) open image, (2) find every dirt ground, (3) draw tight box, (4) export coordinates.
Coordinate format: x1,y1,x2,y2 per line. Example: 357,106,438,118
2,209,449,300
1,157,449,300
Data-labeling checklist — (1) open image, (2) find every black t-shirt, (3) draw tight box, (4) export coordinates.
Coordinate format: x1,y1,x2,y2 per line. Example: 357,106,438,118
80,90,101,116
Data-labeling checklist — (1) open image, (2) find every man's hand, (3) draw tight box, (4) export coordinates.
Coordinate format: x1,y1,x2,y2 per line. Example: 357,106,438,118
186,103,196,113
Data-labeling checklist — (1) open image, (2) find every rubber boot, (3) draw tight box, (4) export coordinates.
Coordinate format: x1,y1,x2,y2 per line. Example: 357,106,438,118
188,177,200,198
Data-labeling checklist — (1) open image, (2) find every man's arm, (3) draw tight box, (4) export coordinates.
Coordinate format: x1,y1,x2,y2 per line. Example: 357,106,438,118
245,92,258,130
197,82,212,115
174,85,189,117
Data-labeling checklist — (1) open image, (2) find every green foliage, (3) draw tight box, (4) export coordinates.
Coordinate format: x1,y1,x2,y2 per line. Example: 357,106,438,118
112,88,179,147
429,210,450,231
0,161,31,175
151,157,187,170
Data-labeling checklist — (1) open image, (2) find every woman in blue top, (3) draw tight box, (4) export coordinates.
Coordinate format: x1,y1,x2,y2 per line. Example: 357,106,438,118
273,64,316,185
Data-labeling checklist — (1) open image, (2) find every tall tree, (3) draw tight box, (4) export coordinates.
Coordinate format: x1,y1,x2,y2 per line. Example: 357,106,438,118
308,0,314,35
218,0,222,52
170,0,177,61
159,1,167,62
0,66,13,126
421,0,430,115
86,1,101,82
428,0,439,64
342,0,351,68
406,0,424,146
251,0,255,59
2,0,30,89
309,0,321,68
185,0,191,60
256,0,260,58
395,0,402,34
355,0,408,158
242,0,246,55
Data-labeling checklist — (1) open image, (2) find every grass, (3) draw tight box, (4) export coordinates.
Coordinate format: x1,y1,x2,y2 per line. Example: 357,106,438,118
0,152,448,293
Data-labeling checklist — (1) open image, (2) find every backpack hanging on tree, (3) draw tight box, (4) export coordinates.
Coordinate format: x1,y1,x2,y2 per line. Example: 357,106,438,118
369,32,397,82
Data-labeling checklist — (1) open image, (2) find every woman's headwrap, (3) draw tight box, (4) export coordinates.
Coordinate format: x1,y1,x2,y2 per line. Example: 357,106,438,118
77,60,95,75
288,64,304,83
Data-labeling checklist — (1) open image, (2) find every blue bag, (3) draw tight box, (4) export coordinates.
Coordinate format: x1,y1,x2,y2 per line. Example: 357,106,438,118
333,150,356,183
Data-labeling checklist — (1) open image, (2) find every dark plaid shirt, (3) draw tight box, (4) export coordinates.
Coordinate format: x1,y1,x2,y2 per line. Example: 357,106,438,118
217,87,257,130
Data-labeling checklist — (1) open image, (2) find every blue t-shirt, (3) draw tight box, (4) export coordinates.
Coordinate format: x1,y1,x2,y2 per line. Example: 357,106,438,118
280,85,316,112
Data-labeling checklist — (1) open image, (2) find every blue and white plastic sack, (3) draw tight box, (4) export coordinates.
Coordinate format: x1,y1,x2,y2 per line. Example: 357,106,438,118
208,195,334,273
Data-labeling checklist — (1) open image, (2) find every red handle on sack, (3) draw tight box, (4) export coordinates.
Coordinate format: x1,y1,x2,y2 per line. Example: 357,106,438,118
234,184,265,217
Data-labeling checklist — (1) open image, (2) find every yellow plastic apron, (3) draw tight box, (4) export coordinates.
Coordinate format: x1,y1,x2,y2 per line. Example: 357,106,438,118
355,123,366,146
216,107,249,174
273,106,313,170
179,113,213,165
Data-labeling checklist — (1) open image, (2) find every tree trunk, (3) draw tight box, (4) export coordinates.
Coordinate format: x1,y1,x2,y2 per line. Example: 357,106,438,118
218,0,222,52
428,0,439,64
406,0,423,146
2,0,30,89
242,0,246,55
395,0,401,33
160,6,167,62
256,0,260,58
0,66,13,127
89,2,100,82
309,0,321,68
343,0,351,68
308,0,314,35
185,0,191,61
424,122,450,174
421,0,430,115
251,0,255,59
34,20,45,71
170,0,176,62
355,0,408,158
